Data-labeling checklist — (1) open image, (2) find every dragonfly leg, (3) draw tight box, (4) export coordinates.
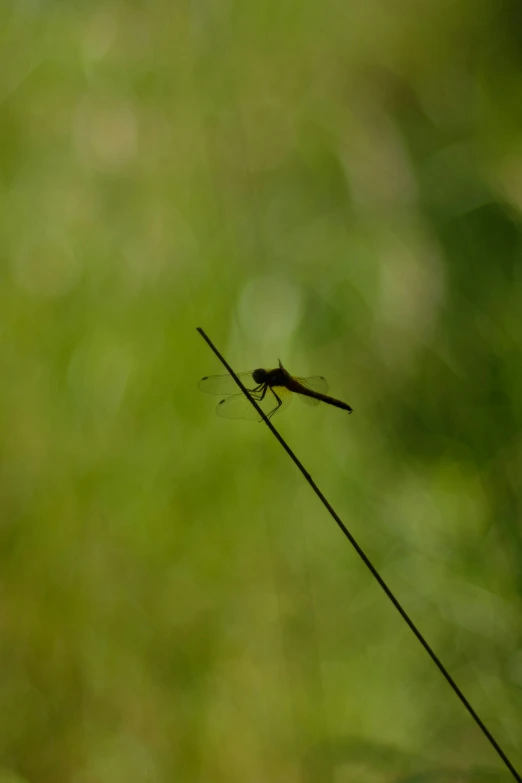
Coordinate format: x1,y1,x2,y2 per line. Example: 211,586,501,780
256,384,268,401
253,384,272,420
267,387,282,420
245,383,280,420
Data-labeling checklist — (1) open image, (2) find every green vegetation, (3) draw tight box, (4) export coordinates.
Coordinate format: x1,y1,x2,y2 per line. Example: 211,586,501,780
0,0,521,780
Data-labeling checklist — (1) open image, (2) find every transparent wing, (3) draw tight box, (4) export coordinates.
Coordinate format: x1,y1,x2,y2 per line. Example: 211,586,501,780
294,375,328,393
296,393,320,406
216,386,292,420
293,375,328,406
198,371,258,396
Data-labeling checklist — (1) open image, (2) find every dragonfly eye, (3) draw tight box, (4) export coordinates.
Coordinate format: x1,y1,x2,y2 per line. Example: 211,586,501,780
252,368,267,384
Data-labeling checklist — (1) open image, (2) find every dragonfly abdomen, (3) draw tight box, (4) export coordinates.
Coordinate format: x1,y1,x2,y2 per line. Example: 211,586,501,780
288,379,352,413
318,392,353,412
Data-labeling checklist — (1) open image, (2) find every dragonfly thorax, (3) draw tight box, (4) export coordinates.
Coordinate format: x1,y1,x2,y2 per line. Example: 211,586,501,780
252,368,268,384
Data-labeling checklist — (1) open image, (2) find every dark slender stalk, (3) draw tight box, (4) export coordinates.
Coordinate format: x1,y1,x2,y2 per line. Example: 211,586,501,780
197,326,521,782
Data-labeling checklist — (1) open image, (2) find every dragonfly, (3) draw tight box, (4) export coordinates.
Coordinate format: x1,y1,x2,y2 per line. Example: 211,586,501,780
199,360,353,420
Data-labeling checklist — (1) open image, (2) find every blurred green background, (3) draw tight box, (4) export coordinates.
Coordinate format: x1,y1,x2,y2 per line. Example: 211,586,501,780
1,0,522,781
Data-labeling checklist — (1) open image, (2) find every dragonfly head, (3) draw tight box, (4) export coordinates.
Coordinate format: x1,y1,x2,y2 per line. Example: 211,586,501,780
252,368,268,384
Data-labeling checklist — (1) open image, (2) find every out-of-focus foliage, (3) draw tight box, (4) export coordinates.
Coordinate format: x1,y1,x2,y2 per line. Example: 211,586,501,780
0,0,521,780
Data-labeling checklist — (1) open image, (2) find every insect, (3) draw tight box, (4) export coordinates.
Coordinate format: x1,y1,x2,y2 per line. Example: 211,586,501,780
199,360,353,420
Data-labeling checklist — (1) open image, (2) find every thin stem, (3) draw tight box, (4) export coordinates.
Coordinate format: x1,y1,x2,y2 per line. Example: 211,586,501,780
197,327,521,782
